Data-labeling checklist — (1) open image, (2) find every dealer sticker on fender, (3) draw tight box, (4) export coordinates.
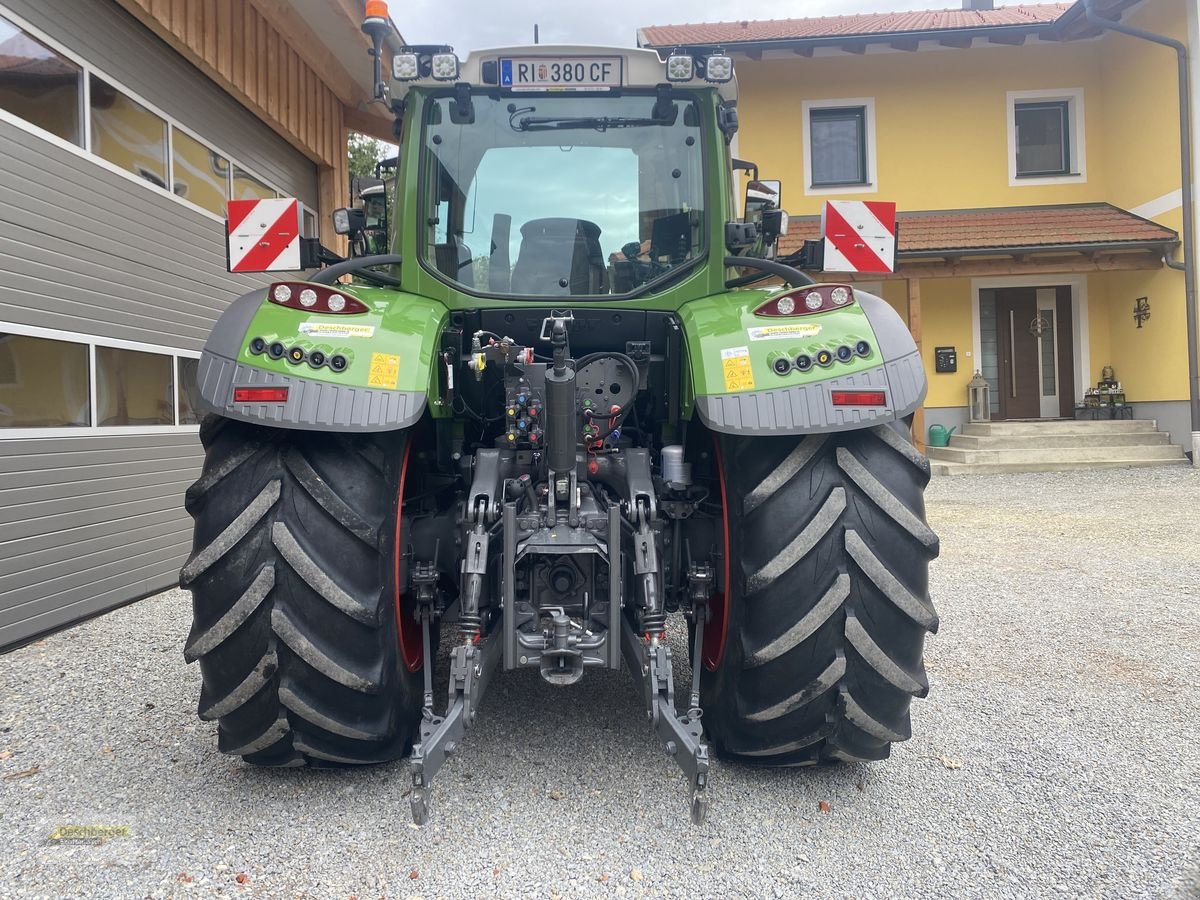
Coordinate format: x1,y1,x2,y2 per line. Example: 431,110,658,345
747,323,822,341
721,346,755,392
299,322,375,339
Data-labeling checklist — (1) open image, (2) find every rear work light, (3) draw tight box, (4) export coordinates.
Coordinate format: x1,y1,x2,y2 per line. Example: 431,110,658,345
831,390,887,407
665,50,694,82
755,284,856,317
234,387,289,403
269,282,368,315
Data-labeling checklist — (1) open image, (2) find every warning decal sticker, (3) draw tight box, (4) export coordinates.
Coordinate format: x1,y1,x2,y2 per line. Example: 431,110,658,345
367,352,401,389
747,323,823,341
298,322,375,339
721,346,755,392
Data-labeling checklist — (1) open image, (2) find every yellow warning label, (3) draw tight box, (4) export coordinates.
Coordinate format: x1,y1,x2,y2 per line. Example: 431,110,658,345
721,346,756,392
367,352,400,389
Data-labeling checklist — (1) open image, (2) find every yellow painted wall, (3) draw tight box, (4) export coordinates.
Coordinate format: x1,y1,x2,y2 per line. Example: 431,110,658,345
1090,268,1189,401
915,279,975,408
1097,0,1190,214
736,0,1189,219
737,40,1108,216
1087,275,1112,389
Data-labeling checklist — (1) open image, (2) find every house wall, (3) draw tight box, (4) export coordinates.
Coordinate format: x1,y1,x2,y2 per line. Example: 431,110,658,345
732,0,1194,429
736,38,1108,215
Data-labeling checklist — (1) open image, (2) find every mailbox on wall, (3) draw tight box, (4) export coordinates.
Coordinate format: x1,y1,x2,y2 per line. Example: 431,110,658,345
935,346,957,374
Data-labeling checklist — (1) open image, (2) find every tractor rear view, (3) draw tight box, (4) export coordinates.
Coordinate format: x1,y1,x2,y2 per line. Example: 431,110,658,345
182,6,938,825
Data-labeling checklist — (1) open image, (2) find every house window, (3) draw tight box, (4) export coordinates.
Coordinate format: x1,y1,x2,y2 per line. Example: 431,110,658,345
1007,89,1085,185
802,98,876,196
89,74,169,188
810,106,867,186
0,334,90,428
1015,101,1070,177
0,14,82,145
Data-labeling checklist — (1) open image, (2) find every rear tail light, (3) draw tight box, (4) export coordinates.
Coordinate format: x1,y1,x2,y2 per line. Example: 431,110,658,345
234,387,289,403
754,284,855,317
831,390,886,407
269,282,368,315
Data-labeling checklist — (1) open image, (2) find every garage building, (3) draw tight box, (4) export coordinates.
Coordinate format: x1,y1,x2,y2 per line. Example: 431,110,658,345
0,0,400,648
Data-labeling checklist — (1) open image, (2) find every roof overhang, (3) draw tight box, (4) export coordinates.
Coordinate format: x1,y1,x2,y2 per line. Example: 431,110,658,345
639,0,1143,57
281,0,407,140
778,203,1179,280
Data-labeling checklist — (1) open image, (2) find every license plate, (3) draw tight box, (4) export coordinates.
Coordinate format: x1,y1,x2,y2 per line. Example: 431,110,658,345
499,56,622,91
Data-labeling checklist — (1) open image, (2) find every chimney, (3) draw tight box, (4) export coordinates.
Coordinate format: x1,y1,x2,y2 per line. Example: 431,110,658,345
963,0,994,9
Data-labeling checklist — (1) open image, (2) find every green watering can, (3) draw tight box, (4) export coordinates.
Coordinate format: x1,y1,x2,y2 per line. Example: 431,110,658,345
927,424,956,447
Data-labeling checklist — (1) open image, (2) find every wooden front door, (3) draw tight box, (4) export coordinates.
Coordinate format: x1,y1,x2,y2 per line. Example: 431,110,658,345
995,289,1042,420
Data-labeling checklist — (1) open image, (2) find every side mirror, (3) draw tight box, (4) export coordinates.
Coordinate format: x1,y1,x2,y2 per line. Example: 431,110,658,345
332,207,367,237
744,179,781,220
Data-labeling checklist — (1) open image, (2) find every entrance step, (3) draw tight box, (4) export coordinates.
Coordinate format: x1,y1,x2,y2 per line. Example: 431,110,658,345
929,457,1189,476
928,418,1188,475
948,431,1170,450
927,443,1183,465
961,419,1155,436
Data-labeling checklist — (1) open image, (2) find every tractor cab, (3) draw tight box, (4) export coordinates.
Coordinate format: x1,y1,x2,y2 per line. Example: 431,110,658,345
330,31,800,292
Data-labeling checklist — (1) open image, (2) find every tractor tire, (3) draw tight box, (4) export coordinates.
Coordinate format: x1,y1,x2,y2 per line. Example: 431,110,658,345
701,423,939,765
180,416,424,766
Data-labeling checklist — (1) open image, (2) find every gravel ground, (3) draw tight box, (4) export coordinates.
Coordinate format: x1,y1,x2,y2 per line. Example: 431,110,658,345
1,466,1198,899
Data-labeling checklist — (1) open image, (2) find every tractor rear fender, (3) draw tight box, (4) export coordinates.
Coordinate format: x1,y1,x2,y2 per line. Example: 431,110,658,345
679,286,926,436
193,284,448,432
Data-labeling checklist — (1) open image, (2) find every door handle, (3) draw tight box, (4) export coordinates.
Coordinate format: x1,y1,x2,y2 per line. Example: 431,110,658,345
1009,309,1017,398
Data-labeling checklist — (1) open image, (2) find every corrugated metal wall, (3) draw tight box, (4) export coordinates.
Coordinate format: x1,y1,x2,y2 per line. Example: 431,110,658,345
0,0,319,648
0,435,204,642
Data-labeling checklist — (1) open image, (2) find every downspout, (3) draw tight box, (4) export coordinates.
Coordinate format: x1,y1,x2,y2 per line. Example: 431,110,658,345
1082,0,1198,459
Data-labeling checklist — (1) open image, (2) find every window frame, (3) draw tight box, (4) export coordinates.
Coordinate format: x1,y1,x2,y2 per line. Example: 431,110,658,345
0,321,201,438
802,97,877,197
1014,100,1070,178
1006,88,1086,186
0,7,306,224
811,105,868,188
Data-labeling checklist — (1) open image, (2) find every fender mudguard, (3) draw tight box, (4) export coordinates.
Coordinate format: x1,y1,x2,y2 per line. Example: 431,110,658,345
679,287,926,436
194,284,448,432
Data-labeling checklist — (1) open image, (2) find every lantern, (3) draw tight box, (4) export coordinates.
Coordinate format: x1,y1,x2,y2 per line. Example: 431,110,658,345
968,370,991,423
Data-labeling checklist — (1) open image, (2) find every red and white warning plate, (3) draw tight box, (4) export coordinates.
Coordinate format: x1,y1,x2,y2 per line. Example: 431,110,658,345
226,198,302,273
821,200,897,274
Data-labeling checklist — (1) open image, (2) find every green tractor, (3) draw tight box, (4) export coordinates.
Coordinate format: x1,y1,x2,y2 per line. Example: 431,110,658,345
182,16,938,825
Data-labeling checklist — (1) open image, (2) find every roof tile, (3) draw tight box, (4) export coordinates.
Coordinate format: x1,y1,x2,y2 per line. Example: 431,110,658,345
640,4,1070,47
776,203,1176,257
